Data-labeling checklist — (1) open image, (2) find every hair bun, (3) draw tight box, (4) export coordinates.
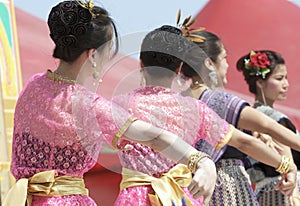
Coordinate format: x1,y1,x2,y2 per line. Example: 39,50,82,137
48,1,92,46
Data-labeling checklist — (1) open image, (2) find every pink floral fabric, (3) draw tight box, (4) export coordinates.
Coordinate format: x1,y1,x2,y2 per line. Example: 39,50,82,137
11,70,129,205
113,86,231,206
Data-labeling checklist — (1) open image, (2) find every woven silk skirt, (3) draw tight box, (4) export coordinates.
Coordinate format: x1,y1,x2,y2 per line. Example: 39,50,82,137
255,172,300,206
209,159,259,206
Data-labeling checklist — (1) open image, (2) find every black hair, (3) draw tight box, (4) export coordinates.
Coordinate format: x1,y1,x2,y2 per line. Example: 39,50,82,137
191,31,222,63
47,0,118,62
139,25,187,76
236,50,285,94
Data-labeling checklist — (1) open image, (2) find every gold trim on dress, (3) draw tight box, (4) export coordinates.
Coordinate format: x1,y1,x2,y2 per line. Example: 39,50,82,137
112,116,138,149
215,124,234,150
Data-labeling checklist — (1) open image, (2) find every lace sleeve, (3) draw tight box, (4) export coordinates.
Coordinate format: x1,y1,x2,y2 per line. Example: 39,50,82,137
93,95,133,146
195,100,234,149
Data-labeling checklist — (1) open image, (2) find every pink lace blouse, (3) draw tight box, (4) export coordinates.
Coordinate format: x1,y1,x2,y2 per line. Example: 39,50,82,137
113,86,232,206
11,70,130,205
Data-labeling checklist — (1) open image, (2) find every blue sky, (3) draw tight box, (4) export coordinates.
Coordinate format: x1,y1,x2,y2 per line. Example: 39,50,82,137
13,0,300,63
14,0,300,36
13,0,209,36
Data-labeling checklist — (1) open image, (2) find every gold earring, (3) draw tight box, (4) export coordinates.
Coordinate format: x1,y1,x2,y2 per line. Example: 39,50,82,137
140,69,146,87
208,71,218,87
92,61,100,80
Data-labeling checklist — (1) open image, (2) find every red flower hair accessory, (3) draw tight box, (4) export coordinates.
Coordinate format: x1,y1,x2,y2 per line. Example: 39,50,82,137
244,51,271,79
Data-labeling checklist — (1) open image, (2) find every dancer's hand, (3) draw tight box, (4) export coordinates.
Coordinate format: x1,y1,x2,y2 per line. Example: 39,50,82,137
275,163,297,196
289,192,300,206
253,132,283,153
187,156,217,206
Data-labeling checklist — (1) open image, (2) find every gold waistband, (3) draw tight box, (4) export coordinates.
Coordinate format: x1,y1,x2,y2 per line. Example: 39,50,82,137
3,170,88,206
120,164,193,206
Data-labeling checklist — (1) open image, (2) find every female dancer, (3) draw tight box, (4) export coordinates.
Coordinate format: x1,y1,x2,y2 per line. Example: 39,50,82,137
3,2,220,205
113,25,296,206
237,50,300,205
180,30,300,205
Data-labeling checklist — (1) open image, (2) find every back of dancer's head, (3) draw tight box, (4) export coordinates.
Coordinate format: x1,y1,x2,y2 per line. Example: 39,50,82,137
47,0,118,62
236,50,285,94
140,25,187,76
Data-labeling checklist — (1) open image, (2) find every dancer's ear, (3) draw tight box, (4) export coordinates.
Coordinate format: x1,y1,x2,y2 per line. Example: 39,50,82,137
204,57,215,71
87,49,97,62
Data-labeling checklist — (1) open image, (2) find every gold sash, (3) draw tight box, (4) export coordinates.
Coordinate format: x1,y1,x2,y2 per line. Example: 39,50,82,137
120,164,193,206
2,170,88,206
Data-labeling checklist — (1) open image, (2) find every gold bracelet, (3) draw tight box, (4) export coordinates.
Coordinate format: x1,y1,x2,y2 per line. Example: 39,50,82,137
281,156,291,174
0,161,10,172
112,116,138,149
276,155,291,175
0,161,10,181
293,196,300,200
187,152,212,173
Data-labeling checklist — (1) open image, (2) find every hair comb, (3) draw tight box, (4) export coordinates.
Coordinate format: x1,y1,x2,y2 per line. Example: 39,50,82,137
76,0,100,18
176,9,206,42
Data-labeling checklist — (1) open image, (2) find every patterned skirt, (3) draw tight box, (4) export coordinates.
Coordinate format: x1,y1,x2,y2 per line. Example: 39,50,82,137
255,172,300,206
209,159,259,206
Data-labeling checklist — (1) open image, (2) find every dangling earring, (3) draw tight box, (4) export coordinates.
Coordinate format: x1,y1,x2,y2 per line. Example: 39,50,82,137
140,69,146,87
140,76,146,87
91,61,102,86
176,74,186,88
208,71,218,87
173,73,187,92
92,61,99,80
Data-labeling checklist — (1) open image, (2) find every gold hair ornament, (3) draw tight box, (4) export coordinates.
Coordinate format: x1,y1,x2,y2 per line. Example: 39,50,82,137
76,0,100,18
176,9,206,43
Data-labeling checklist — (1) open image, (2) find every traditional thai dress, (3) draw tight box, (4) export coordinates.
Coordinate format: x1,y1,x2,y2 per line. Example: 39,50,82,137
7,70,133,206
113,86,233,206
195,88,259,206
249,103,300,206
